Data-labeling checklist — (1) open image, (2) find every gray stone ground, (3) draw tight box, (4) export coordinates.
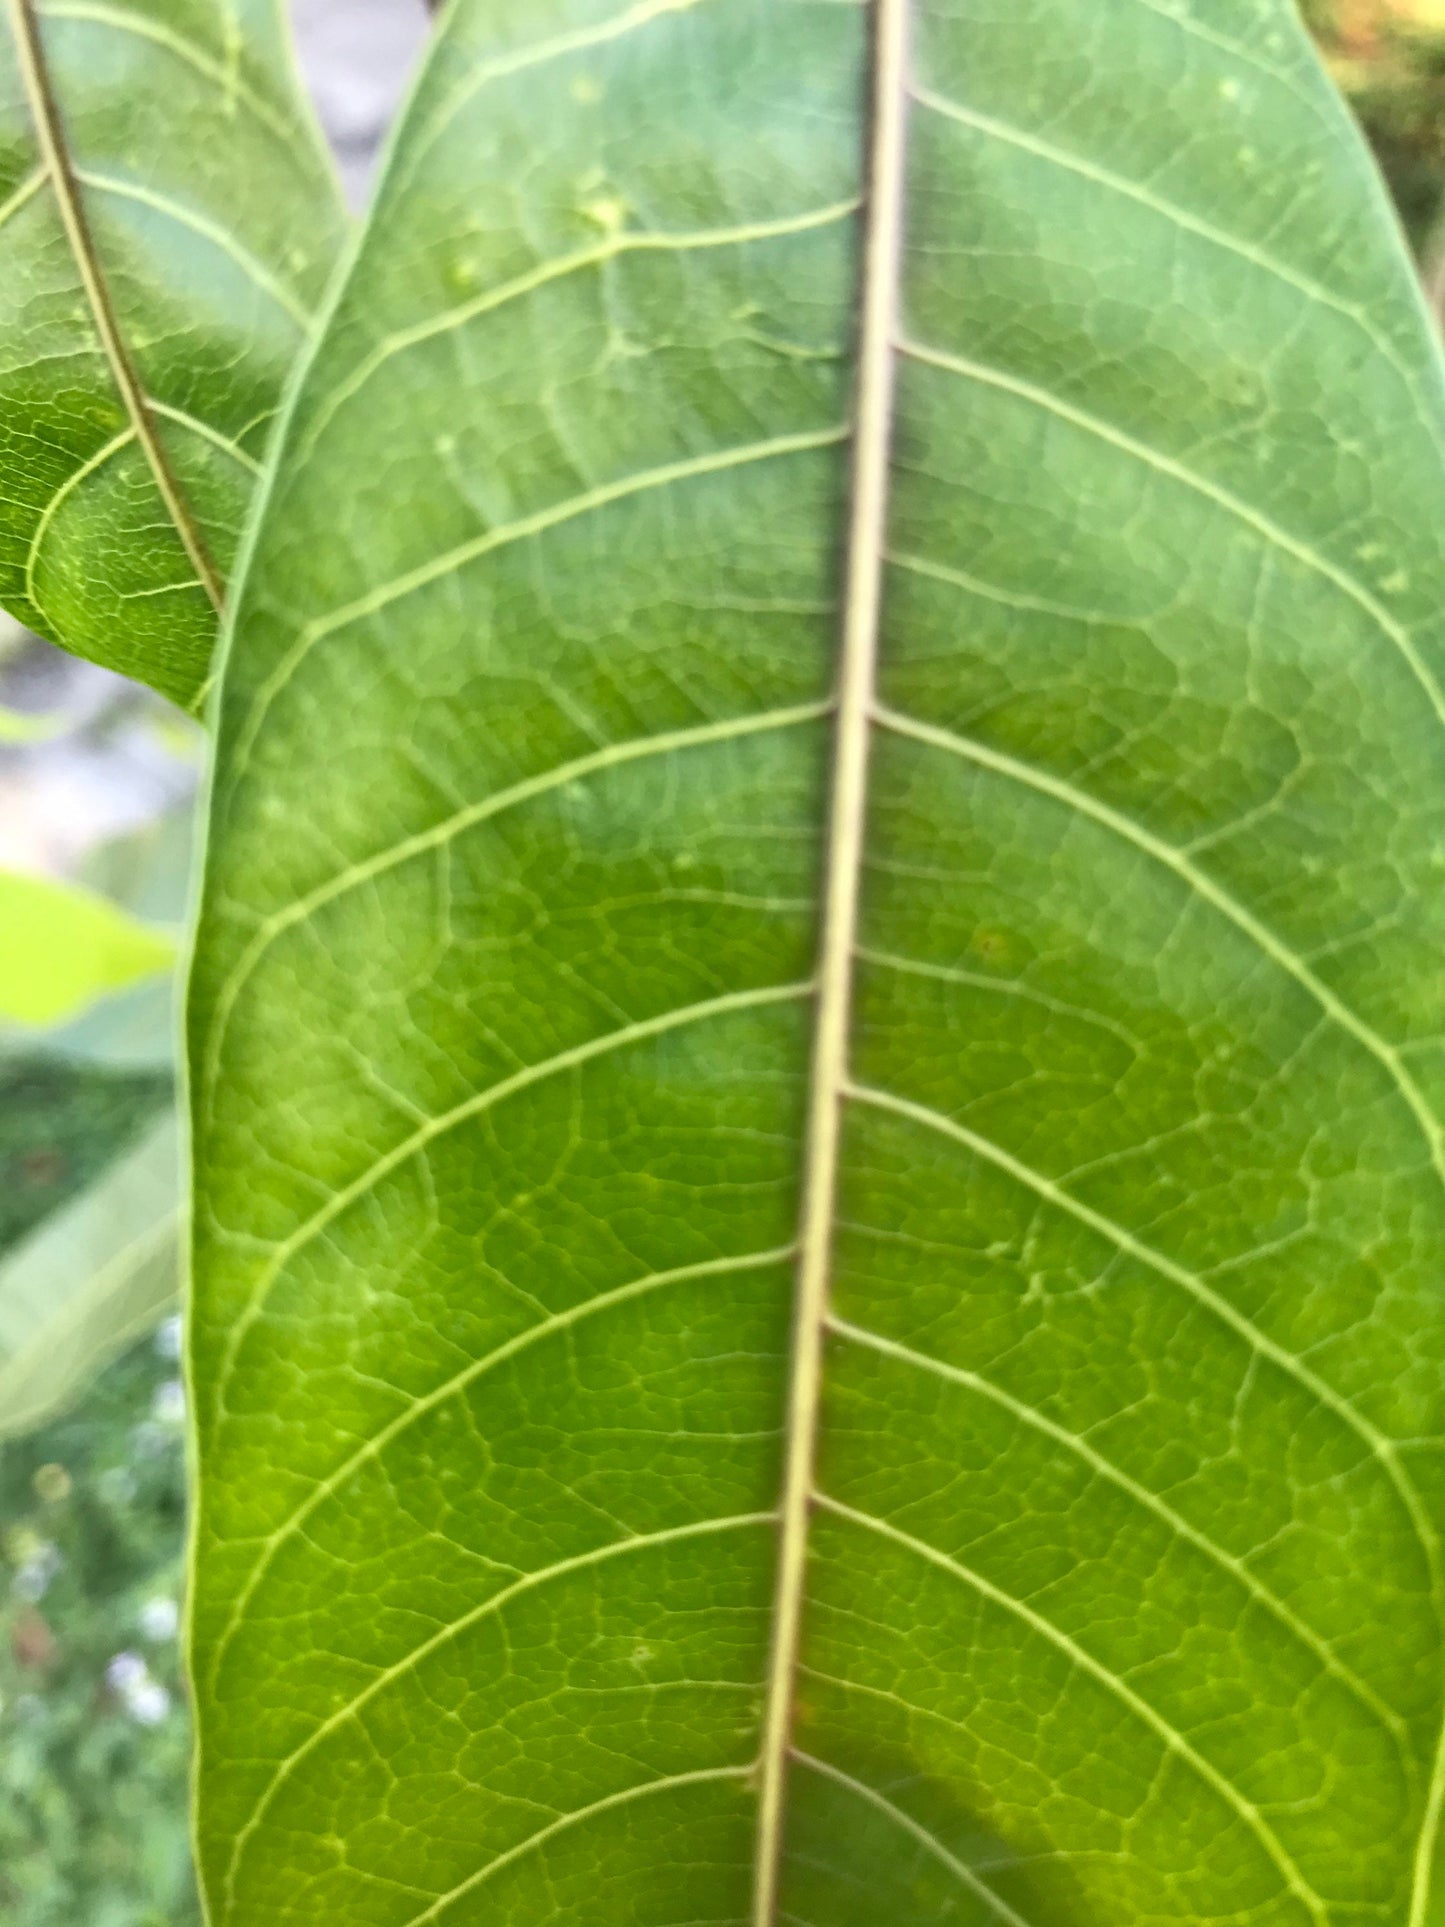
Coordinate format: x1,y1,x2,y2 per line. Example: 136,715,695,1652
0,1,430,875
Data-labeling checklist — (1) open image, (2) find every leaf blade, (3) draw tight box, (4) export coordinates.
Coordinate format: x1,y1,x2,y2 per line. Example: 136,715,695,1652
190,1,1445,1922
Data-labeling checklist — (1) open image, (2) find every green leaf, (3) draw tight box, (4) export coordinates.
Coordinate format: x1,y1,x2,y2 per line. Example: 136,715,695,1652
0,809,189,1429
0,0,346,710
188,1,1445,1922
1,803,194,1064
0,1107,177,1436
0,867,174,1025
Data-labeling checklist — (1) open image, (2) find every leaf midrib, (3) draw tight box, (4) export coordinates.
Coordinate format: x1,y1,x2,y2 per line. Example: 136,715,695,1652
754,2,1445,1921
751,1,911,1920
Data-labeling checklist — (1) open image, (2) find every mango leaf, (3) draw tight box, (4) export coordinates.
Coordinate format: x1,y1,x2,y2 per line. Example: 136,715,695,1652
0,1107,177,1435
0,0,346,710
188,1,1445,1922
0,866,174,1025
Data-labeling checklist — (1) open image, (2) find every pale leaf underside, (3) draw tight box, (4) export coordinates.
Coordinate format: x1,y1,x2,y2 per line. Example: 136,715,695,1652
191,2,1445,1924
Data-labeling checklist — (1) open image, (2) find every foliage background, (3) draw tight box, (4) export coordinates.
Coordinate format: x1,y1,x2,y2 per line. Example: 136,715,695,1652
0,2,1438,1920
1306,0,1445,287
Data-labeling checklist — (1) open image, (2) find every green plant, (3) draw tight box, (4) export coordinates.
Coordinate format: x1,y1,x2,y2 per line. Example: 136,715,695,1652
1307,1,1445,264
7,0,1445,1922
0,1048,193,1927
0,1321,198,1927
0,794,198,1921
0,804,193,1437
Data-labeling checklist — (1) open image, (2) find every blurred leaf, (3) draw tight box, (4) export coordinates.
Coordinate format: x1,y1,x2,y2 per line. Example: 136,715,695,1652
78,805,194,930
32,979,177,1074
18,805,198,1068
0,812,189,1413
0,1055,170,1252
0,704,65,743
0,870,174,1027
0,1110,177,1438
1309,0,1445,251
0,1309,196,1926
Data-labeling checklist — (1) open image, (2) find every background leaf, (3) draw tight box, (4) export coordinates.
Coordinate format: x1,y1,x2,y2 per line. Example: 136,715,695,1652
0,1049,170,1253
0,703,64,742
0,868,173,1026
0,1109,177,1438
32,799,196,1069
190,1,1445,1923
0,804,189,1432
0,0,347,709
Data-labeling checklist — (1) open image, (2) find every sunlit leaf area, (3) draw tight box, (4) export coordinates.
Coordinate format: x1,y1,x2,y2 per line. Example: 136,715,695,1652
1,2,1443,1922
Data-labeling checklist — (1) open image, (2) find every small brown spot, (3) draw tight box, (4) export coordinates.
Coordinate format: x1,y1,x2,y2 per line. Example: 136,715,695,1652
21,1149,64,1188
12,1609,54,1671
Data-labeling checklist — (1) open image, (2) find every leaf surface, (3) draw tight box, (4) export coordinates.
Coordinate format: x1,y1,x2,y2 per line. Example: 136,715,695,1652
0,0,346,708
189,2,1445,1922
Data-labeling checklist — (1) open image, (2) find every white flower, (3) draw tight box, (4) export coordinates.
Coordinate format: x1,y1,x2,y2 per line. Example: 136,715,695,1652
106,1651,148,1694
154,1314,183,1361
127,1680,171,1726
105,1651,173,1725
138,1596,179,1642
152,1378,185,1425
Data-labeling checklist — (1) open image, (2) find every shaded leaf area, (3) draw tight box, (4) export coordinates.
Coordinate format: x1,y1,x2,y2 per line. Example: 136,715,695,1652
0,1326,196,1927
190,1,1445,1925
0,0,346,709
